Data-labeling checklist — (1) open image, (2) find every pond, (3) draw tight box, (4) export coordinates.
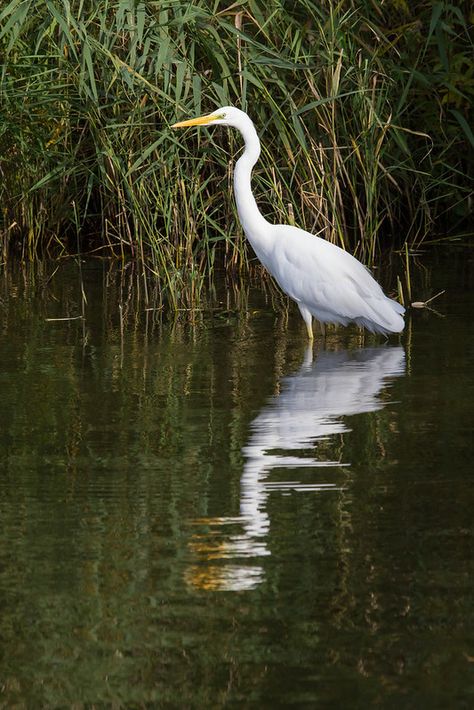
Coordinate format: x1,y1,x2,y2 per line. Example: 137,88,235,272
1,250,473,707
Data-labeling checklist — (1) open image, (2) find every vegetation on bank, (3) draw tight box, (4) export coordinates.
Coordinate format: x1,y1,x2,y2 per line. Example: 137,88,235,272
0,0,472,301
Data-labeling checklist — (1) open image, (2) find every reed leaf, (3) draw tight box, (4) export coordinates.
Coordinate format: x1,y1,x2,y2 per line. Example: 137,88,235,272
0,0,471,306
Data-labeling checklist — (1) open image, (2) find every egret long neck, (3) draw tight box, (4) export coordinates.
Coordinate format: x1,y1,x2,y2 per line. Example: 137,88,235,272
233,122,270,254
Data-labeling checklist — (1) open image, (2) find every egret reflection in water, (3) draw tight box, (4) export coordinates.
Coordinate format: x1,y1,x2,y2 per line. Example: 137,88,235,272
186,346,405,592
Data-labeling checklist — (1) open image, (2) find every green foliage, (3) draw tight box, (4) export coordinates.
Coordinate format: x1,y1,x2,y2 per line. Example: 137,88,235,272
0,0,472,303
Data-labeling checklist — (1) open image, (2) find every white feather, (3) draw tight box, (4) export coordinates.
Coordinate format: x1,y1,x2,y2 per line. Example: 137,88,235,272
173,106,405,337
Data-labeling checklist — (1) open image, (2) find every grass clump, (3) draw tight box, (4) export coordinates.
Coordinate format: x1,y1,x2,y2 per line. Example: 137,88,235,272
0,0,472,305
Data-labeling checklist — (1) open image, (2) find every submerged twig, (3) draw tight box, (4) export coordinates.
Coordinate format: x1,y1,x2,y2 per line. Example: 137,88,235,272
411,290,445,309
45,316,84,321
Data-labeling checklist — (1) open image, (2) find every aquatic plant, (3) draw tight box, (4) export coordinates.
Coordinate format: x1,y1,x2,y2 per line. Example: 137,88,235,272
0,0,471,305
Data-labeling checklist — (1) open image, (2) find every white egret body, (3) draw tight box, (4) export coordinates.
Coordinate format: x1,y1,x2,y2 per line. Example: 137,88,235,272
172,106,405,339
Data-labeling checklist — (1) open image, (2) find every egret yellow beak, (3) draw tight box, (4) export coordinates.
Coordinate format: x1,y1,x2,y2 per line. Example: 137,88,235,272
171,113,220,129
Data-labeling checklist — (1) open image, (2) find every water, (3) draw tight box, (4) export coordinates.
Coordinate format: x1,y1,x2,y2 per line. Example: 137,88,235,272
1,252,474,707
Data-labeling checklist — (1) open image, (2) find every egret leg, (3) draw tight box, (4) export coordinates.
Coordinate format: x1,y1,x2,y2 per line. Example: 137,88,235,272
319,321,326,338
298,304,313,341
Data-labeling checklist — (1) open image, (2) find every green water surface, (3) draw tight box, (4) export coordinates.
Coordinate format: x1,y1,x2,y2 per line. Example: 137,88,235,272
1,252,473,707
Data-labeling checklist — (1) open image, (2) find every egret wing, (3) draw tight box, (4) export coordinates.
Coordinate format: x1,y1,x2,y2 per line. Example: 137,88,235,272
269,226,404,332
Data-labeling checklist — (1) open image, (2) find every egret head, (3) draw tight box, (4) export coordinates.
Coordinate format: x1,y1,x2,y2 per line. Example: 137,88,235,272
171,106,250,130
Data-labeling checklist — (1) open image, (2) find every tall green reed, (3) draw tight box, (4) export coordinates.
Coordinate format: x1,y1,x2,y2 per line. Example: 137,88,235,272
0,0,471,306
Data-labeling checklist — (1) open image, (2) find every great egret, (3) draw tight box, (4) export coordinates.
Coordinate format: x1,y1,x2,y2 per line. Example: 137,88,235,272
172,106,405,339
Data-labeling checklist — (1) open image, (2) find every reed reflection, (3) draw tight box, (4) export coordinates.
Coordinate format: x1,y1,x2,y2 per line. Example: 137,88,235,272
186,346,405,591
